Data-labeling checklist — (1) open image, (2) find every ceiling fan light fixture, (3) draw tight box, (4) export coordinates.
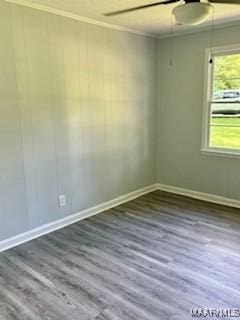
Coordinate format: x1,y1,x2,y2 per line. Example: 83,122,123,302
173,2,212,26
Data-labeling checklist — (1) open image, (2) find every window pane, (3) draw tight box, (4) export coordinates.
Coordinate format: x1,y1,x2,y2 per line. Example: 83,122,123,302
213,80,240,102
211,115,240,127
214,53,240,81
212,54,240,108
206,51,240,152
211,103,240,115
209,125,240,149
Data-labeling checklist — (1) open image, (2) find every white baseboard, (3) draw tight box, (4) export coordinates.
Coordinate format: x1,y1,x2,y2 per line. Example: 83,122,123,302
0,184,158,253
1,182,239,253
157,183,240,209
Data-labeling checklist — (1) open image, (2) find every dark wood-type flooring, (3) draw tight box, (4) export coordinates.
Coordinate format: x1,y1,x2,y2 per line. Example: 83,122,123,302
0,191,240,320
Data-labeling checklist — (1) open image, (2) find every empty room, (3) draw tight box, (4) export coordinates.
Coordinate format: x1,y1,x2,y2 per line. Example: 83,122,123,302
1,0,240,319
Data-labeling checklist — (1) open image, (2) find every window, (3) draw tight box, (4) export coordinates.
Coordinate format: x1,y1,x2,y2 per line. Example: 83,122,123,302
202,44,240,157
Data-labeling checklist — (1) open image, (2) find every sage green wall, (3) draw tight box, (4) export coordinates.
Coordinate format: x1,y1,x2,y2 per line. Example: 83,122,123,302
157,25,240,200
0,0,157,241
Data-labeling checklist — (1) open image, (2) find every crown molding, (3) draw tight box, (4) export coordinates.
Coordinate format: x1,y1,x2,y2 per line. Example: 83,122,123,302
5,0,157,39
5,0,240,43
157,18,240,39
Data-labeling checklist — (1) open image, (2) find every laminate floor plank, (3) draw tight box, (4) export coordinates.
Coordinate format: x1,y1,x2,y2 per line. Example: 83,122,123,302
0,191,240,319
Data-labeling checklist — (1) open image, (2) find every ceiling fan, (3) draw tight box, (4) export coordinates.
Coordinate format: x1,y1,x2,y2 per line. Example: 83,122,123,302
104,0,240,26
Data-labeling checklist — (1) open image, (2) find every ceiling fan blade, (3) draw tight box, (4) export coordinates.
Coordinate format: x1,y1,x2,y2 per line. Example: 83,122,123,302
104,0,179,17
209,0,240,4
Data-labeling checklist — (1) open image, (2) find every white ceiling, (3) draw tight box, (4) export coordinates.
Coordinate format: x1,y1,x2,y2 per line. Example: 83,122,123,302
10,0,240,36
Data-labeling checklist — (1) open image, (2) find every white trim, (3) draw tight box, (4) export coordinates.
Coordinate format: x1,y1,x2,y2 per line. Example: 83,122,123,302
201,46,213,151
201,43,240,157
157,183,240,209
1,182,239,253
0,184,158,253
5,0,240,39
201,148,240,159
5,0,156,38
210,43,240,55
157,20,240,40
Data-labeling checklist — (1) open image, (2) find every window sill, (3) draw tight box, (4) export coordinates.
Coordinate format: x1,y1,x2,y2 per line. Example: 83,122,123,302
201,148,240,160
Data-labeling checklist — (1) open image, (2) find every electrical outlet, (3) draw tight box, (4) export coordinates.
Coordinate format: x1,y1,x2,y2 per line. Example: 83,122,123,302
58,194,66,208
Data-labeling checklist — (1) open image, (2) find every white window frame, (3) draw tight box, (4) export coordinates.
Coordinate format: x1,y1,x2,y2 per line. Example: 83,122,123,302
201,43,240,159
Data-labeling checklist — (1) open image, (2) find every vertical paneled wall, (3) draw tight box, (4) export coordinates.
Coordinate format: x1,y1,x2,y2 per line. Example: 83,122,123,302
0,1,157,241
157,26,240,200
